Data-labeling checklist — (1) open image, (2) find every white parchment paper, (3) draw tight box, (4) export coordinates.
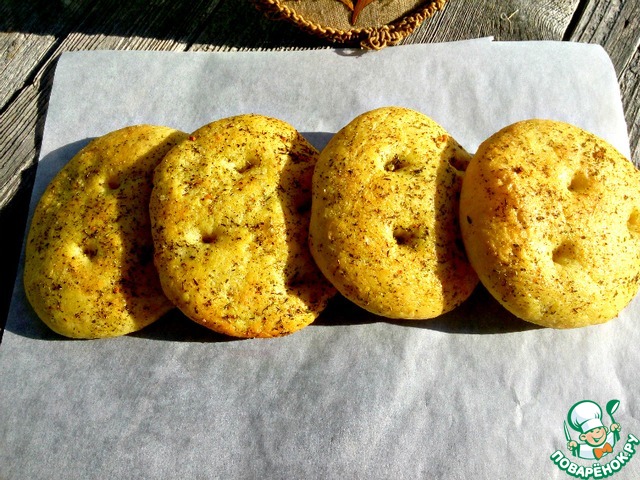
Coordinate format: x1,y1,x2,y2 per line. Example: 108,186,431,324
2,39,639,480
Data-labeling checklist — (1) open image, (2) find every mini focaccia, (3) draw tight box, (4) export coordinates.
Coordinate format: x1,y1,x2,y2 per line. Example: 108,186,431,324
24,125,188,338
309,106,478,319
460,119,640,328
150,114,336,338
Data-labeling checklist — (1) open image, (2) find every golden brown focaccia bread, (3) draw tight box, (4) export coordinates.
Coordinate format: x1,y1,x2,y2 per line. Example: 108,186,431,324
24,125,188,338
309,106,478,319
460,119,640,328
150,114,336,338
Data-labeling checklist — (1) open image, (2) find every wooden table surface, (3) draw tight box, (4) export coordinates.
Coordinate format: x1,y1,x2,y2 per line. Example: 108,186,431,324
1,0,639,331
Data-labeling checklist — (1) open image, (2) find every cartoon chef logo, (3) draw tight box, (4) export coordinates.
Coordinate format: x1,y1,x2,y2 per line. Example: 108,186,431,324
550,399,639,478
565,400,621,460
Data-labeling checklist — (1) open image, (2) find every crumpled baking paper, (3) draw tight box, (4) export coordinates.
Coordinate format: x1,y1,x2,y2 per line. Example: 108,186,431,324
2,38,639,480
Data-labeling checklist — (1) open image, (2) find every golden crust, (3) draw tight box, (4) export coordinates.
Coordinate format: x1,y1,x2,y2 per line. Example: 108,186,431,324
309,106,478,319
24,125,188,338
460,119,640,328
150,114,336,338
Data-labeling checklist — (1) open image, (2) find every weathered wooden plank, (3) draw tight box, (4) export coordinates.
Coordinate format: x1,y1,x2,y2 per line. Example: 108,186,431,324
231,0,580,47
406,0,580,44
619,48,640,166
568,0,640,74
567,0,640,165
189,0,330,51
0,66,51,209
48,0,223,52
0,33,56,111
0,70,46,328
0,0,92,111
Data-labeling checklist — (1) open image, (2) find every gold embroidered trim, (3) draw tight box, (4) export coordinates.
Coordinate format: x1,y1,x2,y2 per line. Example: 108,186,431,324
252,0,448,50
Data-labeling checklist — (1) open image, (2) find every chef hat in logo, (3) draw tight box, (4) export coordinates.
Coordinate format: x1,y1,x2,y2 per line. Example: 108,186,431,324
568,400,604,434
